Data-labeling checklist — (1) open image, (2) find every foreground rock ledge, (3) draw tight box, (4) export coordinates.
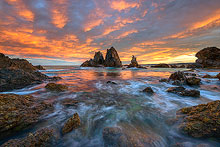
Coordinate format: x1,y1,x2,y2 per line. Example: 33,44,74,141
1,128,55,147
45,83,68,92
176,100,220,138
0,94,53,140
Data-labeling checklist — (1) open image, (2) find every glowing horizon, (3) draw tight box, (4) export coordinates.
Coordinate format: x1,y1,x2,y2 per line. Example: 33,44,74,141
0,0,220,65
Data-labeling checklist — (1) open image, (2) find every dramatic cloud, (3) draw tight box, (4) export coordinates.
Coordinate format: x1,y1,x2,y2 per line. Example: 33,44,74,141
0,0,220,65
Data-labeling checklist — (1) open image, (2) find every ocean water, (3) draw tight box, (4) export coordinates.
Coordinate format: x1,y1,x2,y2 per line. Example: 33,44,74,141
1,66,220,146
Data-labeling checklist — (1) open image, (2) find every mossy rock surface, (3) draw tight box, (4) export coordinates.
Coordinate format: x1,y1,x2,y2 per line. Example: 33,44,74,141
0,94,53,140
176,100,220,138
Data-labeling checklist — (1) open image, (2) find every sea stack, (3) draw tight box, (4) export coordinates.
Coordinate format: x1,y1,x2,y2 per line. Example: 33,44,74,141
128,55,138,68
104,47,122,67
195,47,220,68
81,46,122,67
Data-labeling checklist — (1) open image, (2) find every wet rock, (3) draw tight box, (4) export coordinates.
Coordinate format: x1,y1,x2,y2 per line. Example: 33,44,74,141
62,113,80,134
176,100,220,138
202,74,213,78
168,71,187,85
45,83,68,92
184,72,197,76
128,55,138,68
180,89,200,97
107,81,117,85
173,142,194,147
159,78,168,82
186,77,201,85
0,68,48,92
1,128,55,147
61,98,78,106
34,65,45,70
151,63,170,68
217,73,220,80
103,124,164,147
167,87,200,97
142,87,154,94
167,86,186,93
195,47,220,68
104,47,122,67
0,94,53,140
170,64,178,68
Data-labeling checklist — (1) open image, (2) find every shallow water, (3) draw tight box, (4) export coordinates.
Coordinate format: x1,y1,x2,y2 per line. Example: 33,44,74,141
1,66,220,146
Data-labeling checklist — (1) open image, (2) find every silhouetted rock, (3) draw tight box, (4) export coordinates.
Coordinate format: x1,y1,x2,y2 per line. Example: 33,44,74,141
167,86,200,97
196,47,220,68
93,51,105,64
1,128,55,147
151,63,170,68
104,47,122,67
0,68,48,92
142,87,154,94
62,113,80,134
49,76,62,81
0,94,53,140
103,124,164,147
34,65,45,70
128,55,138,67
176,100,220,138
45,83,68,92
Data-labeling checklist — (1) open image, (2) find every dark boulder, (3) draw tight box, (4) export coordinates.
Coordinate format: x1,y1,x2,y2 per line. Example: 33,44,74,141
159,78,168,82
107,81,117,85
195,47,220,68
186,77,201,85
1,128,55,147
45,83,68,92
80,59,95,67
167,87,200,97
0,94,53,140
0,68,48,92
168,71,187,85
104,47,122,67
142,87,154,94
151,63,170,68
62,113,80,134
176,100,220,138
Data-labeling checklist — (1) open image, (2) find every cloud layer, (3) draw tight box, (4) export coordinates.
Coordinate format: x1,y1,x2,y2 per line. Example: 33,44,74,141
0,0,220,65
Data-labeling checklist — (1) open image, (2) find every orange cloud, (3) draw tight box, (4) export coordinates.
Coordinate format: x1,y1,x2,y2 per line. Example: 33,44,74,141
110,0,139,11
116,29,138,39
6,0,34,21
51,0,68,28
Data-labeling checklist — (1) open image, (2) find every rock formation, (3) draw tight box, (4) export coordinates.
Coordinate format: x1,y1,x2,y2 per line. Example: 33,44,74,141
176,100,220,138
34,65,45,70
0,53,59,92
0,94,53,140
104,47,122,67
195,47,220,68
128,55,138,67
81,47,122,67
81,51,105,67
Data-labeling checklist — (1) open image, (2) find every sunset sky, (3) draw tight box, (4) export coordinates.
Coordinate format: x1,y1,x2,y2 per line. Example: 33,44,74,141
0,0,220,65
